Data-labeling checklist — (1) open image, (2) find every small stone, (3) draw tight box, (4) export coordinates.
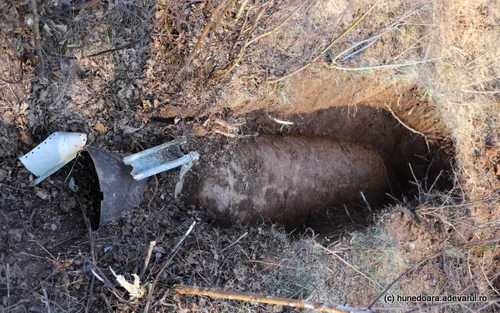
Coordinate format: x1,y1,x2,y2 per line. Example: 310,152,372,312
60,197,76,212
50,224,57,232
35,188,50,200
7,228,23,245
0,169,8,182
27,306,43,313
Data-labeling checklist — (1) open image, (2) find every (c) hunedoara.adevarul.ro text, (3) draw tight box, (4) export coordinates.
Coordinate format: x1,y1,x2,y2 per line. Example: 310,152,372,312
383,294,488,303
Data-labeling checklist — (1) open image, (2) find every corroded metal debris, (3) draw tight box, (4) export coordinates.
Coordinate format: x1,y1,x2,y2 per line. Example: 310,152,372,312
198,135,388,227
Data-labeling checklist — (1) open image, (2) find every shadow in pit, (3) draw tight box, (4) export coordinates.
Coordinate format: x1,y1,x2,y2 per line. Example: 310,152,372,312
240,104,454,235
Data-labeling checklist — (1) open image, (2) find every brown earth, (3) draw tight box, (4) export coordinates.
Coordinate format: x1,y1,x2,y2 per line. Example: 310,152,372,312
0,0,499,312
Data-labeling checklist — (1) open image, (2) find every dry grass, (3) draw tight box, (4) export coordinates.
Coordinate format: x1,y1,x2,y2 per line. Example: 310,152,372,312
1,0,499,312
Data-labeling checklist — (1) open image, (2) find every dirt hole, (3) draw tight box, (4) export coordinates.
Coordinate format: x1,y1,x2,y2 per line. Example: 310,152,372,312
185,84,455,235
62,152,102,230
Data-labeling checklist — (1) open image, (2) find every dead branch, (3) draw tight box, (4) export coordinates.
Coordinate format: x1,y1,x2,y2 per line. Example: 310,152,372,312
244,0,307,47
144,221,196,313
71,0,101,11
48,41,138,60
210,0,308,80
30,0,43,77
235,0,250,20
266,1,378,83
173,285,373,313
185,0,232,69
327,57,445,71
210,2,268,81
85,275,95,313
81,208,134,310
214,0,236,30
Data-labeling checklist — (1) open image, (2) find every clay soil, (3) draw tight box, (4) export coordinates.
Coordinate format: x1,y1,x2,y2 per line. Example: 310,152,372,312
1,1,499,312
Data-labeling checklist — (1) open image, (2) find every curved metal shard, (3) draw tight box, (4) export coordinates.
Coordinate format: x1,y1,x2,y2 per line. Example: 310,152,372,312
87,147,147,226
19,132,87,185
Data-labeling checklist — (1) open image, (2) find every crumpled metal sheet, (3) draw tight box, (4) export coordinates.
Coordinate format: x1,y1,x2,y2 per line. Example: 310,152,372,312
87,147,147,226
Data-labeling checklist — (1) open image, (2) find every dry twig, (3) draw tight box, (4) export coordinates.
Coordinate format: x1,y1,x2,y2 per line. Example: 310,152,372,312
30,0,43,77
328,57,445,71
6,264,10,307
173,285,373,313
41,286,52,313
185,0,231,69
235,0,250,20
144,221,196,313
49,41,138,60
316,244,383,288
384,102,430,153
140,240,157,279
266,1,378,83
210,0,308,80
214,0,236,30
81,209,134,310
219,231,248,253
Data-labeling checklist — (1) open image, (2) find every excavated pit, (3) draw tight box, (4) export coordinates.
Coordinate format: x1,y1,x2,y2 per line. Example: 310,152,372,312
183,88,454,234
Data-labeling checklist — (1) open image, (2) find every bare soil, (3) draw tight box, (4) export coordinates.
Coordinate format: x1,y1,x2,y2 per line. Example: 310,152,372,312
1,0,499,312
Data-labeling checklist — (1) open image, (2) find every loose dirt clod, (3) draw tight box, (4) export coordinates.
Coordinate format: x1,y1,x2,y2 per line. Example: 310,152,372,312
197,135,388,227
7,228,23,246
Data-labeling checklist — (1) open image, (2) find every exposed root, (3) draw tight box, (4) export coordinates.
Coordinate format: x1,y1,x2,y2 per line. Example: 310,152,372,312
384,102,430,153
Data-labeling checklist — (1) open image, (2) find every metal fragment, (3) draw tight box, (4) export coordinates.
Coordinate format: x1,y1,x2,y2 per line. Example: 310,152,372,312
87,147,147,226
19,132,87,185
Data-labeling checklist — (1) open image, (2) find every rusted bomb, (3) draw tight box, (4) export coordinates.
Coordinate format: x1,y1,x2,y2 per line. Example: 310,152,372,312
197,135,388,228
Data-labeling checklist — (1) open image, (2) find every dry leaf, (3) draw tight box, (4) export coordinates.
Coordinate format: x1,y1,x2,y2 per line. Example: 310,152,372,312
185,257,199,265
35,188,50,200
94,121,107,133
116,274,146,300
120,125,140,134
